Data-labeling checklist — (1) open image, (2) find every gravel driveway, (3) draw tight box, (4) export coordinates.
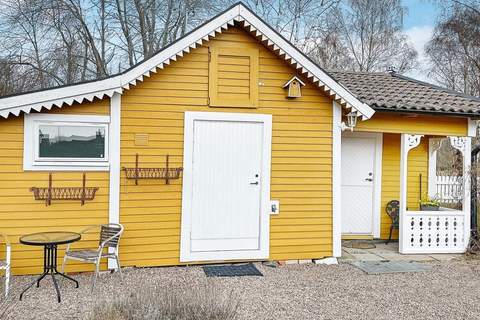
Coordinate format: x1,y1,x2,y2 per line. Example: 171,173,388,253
2,259,480,320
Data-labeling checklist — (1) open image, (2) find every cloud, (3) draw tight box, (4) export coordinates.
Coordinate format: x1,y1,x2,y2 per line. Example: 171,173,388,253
404,25,434,82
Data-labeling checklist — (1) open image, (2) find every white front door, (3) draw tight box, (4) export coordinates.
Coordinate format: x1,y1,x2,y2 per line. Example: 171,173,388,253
180,112,272,262
341,136,377,235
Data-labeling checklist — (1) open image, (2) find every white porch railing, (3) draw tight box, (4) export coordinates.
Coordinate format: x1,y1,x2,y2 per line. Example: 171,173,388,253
436,175,462,205
401,210,465,254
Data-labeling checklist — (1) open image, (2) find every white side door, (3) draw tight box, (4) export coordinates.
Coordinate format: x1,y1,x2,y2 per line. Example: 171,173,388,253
341,136,376,235
180,112,272,262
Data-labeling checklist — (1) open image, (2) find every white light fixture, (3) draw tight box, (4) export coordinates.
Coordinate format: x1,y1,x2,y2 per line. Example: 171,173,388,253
341,111,358,131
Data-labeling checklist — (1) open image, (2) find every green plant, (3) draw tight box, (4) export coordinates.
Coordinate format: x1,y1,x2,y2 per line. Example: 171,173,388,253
88,281,239,320
419,194,440,207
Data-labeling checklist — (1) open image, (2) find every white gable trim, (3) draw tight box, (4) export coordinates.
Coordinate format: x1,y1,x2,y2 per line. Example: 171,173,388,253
0,3,374,120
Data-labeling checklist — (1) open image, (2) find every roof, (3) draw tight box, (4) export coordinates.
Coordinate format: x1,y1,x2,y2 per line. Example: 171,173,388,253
328,71,480,116
0,3,374,120
282,76,305,88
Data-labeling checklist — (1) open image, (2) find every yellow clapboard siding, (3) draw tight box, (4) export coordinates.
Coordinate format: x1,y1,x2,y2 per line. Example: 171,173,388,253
119,26,334,267
0,100,110,275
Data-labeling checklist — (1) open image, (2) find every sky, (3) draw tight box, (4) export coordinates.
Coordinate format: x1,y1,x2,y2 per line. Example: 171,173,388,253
402,0,441,82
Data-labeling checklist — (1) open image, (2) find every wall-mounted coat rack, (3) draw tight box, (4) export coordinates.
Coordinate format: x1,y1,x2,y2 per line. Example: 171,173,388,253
123,154,183,185
30,173,99,206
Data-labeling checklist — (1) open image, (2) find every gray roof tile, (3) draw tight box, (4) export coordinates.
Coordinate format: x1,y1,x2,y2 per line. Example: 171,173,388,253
328,71,480,116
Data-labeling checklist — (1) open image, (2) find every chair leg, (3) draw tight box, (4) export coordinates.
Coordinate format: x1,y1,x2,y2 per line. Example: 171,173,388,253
115,255,123,280
386,226,393,244
4,267,9,298
91,260,100,292
61,255,68,274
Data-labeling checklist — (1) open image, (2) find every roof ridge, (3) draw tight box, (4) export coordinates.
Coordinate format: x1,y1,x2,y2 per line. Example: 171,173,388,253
327,70,390,75
392,73,480,103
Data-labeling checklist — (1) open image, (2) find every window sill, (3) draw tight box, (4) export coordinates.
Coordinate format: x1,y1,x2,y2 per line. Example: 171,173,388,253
24,164,110,172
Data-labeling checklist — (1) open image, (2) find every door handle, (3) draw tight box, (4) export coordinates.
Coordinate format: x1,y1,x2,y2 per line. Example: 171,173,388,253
250,181,259,185
365,178,373,182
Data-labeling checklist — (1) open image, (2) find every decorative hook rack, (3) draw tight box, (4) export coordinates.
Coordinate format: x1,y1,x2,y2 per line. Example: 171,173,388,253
30,173,99,206
123,154,183,185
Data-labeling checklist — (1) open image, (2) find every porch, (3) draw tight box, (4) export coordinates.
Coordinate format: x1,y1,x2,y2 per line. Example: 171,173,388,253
340,131,472,255
398,134,470,254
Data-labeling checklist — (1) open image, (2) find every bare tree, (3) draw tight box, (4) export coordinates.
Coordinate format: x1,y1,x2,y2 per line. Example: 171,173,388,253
0,0,419,96
328,0,418,73
426,0,480,96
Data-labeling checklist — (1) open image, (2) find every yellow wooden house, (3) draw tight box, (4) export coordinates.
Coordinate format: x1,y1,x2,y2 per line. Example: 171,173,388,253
0,3,479,275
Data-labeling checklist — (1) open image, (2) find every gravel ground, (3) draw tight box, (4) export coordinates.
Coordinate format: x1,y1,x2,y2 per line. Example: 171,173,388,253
2,259,480,320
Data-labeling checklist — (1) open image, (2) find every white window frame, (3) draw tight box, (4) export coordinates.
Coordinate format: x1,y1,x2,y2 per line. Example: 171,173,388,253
24,114,110,171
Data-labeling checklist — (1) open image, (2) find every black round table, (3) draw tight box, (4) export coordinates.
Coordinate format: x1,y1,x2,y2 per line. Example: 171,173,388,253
19,231,81,303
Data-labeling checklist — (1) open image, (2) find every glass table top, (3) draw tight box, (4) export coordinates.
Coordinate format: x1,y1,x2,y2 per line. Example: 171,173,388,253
20,231,81,246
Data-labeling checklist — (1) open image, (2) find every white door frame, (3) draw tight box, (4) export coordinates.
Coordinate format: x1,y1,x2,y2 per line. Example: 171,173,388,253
180,111,272,262
341,131,383,238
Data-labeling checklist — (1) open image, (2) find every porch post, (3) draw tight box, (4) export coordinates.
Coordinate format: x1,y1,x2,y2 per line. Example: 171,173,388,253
108,92,121,269
449,136,471,249
399,134,423,253
428,138,442,198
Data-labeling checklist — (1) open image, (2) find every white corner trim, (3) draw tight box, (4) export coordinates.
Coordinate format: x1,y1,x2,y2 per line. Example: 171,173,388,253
0,4,374,120
341,131,383,239
179,111,272,262
23,113,111,171
468,118,478,137
108,92,121,269
332,101,342,257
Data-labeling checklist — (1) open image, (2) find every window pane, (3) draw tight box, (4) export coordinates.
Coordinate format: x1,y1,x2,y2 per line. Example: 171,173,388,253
38,125,105,159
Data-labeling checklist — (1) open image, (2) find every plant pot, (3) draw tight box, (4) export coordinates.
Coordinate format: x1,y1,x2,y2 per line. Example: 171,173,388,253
420,204,440,211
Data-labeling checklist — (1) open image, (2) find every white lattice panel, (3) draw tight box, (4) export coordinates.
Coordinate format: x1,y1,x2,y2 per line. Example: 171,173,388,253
401,211,465,254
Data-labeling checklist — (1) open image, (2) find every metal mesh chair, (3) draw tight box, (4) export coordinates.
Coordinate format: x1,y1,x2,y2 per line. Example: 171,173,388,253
386,200,400,244
0,233,11,298
62,224,124,290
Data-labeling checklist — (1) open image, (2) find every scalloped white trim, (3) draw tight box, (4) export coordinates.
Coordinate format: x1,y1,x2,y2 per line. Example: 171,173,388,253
0,4,373,120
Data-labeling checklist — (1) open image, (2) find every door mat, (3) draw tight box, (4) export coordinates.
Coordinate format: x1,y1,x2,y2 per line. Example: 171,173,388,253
343,241,376,249
350,261,432,274
203,263,263,277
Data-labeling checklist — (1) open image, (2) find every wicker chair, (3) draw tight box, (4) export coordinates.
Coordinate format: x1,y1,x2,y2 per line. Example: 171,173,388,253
62,224,124,290
0,233,10,298
386,200,400,244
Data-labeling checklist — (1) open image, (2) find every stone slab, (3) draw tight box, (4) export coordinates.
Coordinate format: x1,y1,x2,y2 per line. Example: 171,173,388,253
350,261,432,274
376,252,434,262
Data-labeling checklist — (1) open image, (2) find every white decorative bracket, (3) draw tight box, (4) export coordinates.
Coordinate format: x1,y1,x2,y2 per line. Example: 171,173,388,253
405,134,423,153
449,136,467,156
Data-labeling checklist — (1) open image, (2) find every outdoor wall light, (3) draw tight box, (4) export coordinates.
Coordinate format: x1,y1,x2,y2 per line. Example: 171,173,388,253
341,111,358,131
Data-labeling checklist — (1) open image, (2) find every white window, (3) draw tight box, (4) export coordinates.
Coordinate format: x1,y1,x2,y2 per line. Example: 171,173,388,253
24,114,110,171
